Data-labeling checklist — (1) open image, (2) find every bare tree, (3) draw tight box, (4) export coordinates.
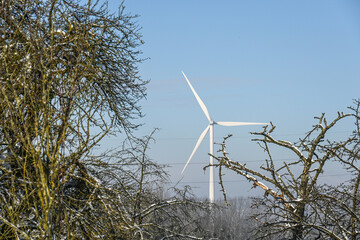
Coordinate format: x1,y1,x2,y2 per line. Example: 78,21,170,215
52,130,209,239
307,100,360,240
0,1,211,239
213,100,360,240
95,131,210,239
0,0,146,238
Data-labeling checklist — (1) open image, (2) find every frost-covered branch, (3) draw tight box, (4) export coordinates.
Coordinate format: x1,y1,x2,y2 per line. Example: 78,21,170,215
213,102,360,239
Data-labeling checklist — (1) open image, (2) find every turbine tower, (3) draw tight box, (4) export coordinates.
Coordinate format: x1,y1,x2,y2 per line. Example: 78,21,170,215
181,71,267,203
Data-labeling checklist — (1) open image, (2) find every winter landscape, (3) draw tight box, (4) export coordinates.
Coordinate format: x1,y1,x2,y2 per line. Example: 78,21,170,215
0,0,359,239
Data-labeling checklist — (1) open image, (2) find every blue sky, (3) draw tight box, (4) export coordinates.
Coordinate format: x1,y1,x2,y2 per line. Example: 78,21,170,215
104,0,360,199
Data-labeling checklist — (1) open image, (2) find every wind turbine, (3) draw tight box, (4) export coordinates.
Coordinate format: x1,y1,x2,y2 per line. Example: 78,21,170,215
181,71,267,203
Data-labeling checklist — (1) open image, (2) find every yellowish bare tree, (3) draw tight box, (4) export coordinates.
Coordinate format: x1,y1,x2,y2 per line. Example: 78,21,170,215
0,1,211,239
0,0,146,238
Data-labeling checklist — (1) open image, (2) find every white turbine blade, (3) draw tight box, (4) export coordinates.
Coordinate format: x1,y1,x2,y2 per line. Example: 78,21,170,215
181,125,210,174
216,121,268,127
182,71,211,122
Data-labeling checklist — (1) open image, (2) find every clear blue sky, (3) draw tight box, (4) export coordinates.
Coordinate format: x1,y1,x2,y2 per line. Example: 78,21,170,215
104,0,360,199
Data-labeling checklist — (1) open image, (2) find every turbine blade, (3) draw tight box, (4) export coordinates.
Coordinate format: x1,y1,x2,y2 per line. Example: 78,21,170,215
216,121,268,127
181,125,210,174
182,71,211,122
